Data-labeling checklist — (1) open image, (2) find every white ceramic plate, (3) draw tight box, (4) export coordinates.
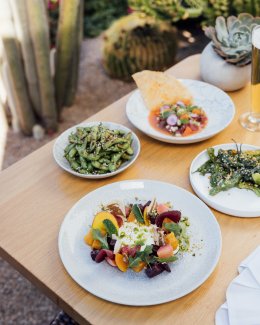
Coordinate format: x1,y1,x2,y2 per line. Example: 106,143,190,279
190,143,260,217
126,79,235,144
53,122,140,179
58,180,222,306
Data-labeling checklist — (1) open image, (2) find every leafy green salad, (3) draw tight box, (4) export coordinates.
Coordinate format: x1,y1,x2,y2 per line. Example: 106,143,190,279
195,146,260,196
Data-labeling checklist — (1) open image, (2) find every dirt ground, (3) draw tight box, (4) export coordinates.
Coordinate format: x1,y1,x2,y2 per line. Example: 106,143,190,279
0,28,208,325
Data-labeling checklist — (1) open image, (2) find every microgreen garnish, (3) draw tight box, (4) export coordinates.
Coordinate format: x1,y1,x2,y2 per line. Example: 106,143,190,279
163,222,182,236
132,204,145,224
102,219,118,236
92,228,109,249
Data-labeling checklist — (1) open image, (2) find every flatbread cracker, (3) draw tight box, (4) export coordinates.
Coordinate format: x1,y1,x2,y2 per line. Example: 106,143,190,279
132,70,192,111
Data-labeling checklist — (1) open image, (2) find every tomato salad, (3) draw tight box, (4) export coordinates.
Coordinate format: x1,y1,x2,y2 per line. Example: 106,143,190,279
84,199,190,278
149,102,208,137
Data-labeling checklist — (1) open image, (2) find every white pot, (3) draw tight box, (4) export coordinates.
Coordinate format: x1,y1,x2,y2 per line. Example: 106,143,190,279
200,43,251,91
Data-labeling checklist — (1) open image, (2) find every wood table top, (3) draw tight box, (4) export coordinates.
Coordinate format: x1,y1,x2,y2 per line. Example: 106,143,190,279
1,54,260,325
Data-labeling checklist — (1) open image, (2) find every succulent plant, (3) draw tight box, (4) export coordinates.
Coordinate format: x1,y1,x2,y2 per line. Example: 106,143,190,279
102,13,178,81
205,13,260,66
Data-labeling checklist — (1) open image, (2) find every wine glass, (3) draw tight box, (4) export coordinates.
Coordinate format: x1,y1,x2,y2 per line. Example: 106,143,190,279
239,25,260,132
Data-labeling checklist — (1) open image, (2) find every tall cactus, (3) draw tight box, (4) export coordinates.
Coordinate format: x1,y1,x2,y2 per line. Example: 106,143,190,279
0,0,35,135
55,0,82,113
63,0,84,107
26,0,57,132
9,0,41,117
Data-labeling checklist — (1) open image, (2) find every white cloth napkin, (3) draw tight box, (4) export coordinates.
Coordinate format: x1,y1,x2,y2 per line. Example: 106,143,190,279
215,246,260,325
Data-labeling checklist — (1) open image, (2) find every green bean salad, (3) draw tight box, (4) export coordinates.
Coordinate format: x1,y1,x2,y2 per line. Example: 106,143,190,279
64,124,134,175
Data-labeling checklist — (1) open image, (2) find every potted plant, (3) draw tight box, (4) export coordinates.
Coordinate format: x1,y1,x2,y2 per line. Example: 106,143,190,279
200,13,260,91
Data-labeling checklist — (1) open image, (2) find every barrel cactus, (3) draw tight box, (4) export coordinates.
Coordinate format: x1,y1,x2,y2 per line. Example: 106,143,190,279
102,13,178,80
205,13,260,66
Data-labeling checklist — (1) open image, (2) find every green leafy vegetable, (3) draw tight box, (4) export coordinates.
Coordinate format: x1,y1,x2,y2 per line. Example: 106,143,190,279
103,219,118,236
163,222,182,236
128,256,142,268
92,228,109,249
195,146,260,197
132,204,145,224
156,256,178,263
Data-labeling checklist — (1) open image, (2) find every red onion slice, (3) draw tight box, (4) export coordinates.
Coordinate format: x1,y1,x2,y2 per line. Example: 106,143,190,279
166,114,178,126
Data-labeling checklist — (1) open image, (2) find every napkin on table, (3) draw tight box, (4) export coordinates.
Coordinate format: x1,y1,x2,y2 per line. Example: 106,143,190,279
215,246,260,325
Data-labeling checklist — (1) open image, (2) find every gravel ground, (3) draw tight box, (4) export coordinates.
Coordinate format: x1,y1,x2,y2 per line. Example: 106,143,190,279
0,27,208,325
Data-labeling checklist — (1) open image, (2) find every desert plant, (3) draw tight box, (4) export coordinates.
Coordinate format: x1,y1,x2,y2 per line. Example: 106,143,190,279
10,0,42,117
0,0,36,135
205,0,260,24
128,0,204,22
0,0,83,136
233,0,260,16
205,13,260,66
103,13,178,80
26,0,58,131
55,0,82,113
84,0,128,37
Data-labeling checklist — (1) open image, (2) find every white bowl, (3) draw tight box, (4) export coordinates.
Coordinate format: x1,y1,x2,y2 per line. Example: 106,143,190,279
126,79,235,144
53,122,141,179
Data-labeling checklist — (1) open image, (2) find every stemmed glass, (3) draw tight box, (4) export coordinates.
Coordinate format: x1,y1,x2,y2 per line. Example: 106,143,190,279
239,25,260,132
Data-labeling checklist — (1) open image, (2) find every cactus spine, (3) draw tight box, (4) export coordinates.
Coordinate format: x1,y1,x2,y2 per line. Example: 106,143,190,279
9,0,41,117
26,0,57,132
55,0,81,113
103,13,178,81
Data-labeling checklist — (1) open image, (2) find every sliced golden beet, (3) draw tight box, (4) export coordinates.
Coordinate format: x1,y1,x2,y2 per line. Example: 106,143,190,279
92,211,119,233
165,232,179,251
84,229,94,246
92,239,102,250
115,253,128,272
127,210,136,222
132,261,146,273
143,207,150,226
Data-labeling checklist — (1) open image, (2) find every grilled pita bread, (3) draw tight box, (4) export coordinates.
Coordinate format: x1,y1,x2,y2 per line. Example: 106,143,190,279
132,70,192,111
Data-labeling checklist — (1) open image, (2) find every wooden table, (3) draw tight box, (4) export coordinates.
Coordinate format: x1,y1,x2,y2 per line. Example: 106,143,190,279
1,55,260,325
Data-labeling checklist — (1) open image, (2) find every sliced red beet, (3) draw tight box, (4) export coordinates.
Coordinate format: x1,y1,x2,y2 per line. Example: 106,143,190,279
128,245,141,257
95,249,114,263
107,203,124,217
120,245,141,257
189,123,199,131
155,210,181,227
143,200,151,210
95,250,107,263
91,250,99,261
145,263,164,278
105,257,117,267
121,246,129,255
103,249,115,259
161,263,171,272
125,206,131,218
179,124,187,134
115,215,124,227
